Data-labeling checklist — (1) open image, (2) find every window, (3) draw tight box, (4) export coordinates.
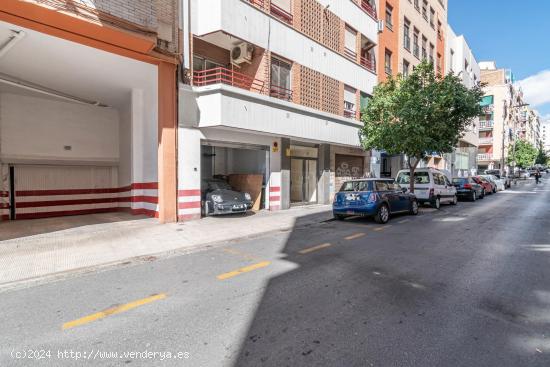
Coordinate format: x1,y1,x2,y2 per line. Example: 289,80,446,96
437,21,443,39
344,26,357,58
422,36,427,60
192,55,223,71
385,4,393,30
465,59,469,72
403,19,411,51
429,43,434,65
403,59,410,77
414,0,420,10
422,0,428,20
449,49,454,73
344,85,357,118
437,53,442,73
270,57,292,100
385,49,392,75
413,29,420,58
430,7,435,28
271,0,291,12
375,181,390,191
396,171,430,184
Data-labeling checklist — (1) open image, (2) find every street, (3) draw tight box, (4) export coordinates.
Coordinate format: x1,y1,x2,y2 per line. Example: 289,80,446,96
0,179,548,367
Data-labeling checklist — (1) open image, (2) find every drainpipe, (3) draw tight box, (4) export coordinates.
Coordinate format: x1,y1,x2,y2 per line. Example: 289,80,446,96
0,30,25,60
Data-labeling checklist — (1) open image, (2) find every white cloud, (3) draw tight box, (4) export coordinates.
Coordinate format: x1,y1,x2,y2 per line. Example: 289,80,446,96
517,70,550,107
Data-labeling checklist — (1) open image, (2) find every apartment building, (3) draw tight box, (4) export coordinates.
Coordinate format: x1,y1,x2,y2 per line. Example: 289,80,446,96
518,108,541,147
178,0,379,220
0,0,181,222
444,25,480,177
478,62,524,173
542,121,550,153
378,0,448,177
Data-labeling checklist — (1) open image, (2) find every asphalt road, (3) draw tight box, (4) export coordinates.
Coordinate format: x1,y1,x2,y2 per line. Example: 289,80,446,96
1,178,550,367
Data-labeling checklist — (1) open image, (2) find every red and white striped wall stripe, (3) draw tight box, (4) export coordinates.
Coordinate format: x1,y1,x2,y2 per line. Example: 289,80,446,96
269,186,281,211
12,183,159,220
178,189,201,221
0,191,9,220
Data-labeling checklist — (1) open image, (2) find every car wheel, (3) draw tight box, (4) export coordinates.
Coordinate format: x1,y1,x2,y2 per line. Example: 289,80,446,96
432,197,441,210
493,187,497,194
375,204,390,224
451,195,458,205
203,201,210,217
481,189,485,198
334,213,345,221
410,200,419,215
471,191,477,201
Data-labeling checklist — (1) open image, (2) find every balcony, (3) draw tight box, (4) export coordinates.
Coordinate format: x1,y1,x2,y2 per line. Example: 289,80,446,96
344,48,357,61
481,105,494,113
269,83,293,101
360,56,376,74
477,153,493,161
193,67,265,94
479,120,494,130
478,137,494,145
360,0,377,19
247,0,264,7
344,109,357,119
270,2,293,24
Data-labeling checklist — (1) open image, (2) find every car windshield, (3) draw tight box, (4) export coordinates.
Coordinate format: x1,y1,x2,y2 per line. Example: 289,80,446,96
396,171,430,184
207,180,233,191
339,180,372,192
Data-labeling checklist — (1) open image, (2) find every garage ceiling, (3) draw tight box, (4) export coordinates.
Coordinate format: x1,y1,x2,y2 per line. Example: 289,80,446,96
0,21,157,108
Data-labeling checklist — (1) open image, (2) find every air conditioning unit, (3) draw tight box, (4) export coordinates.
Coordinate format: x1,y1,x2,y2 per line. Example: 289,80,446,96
377,20,385,32
231,42,254,66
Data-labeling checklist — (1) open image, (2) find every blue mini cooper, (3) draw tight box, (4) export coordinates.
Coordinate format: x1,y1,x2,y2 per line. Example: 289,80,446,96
333,178,419,224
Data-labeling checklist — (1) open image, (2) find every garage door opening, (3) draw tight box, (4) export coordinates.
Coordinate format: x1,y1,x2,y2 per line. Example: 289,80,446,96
201,142,269,217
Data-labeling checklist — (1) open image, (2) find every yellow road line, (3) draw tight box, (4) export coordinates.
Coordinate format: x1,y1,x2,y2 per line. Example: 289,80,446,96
217,261,271,280
345,232,366,240
63,293,167,330
298,243,332,254
373,225,391,231
398,219,410,224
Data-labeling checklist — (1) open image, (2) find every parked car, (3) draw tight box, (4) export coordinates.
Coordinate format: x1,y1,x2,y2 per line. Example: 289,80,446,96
485,169,511,188
333,178,418,224
395,168,458,209
452,177,484,201
517,170,530,179
202,179,253,216
482,174,505,191
473,176,495,194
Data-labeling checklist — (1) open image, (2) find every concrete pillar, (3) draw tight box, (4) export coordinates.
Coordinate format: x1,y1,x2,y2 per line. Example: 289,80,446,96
157,62,178,223
317,144,331,204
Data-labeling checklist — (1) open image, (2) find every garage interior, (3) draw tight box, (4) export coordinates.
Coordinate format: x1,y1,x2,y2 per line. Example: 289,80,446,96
0,21,158,220
200,142,269,213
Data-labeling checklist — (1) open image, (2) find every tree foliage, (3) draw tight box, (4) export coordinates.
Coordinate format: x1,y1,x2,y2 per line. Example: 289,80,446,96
535,146,549,165
509,139,537,168
360,61,484,192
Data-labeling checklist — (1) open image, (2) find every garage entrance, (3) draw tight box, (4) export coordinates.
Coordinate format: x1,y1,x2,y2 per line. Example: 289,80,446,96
201,141,269,215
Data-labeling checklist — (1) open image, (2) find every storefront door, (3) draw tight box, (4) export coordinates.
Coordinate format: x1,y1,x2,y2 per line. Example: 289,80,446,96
290,158,317,204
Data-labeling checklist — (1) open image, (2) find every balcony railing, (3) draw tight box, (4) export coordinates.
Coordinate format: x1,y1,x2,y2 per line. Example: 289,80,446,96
269,84,293,101
477,153,493,161
479,137,494,145
270,2,293,24
481,105,494,113
344,48,357,60
360,0,377,19
360,56,376,73
344,108,357,119
193,67,265,93
479,120,494,130
247,0,264,7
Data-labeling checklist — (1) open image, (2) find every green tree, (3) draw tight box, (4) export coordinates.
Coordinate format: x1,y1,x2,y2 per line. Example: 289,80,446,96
535,146,549,165
509,139,537,168
359,61,483,193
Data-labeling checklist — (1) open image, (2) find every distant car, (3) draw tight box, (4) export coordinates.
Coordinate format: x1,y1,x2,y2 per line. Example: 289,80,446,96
518,170,530,179
472,176,494,195
485,169,511,188
202,179,253,216
481,174,505,191
333,178,419,224
452,177,484,201
395,168,458,209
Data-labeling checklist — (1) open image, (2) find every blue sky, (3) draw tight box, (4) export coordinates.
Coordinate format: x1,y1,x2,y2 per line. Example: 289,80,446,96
448,0,550,120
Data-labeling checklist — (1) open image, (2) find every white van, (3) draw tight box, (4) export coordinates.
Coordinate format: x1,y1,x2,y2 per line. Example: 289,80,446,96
395,168,458,209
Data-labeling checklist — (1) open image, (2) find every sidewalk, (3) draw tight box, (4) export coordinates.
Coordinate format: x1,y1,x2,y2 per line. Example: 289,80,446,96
0,205,333,289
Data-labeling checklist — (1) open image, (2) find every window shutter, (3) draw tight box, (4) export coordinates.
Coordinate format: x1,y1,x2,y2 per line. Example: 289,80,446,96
344,86,356,104
344,27,356,52
271,0,292,12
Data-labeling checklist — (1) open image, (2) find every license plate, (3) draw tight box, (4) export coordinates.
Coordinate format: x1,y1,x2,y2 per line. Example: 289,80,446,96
233,204,244,209
346,194,359,201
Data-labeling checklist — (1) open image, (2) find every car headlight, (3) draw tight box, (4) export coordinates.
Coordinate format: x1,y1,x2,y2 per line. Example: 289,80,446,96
211,194,223,203
244,193,251,200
